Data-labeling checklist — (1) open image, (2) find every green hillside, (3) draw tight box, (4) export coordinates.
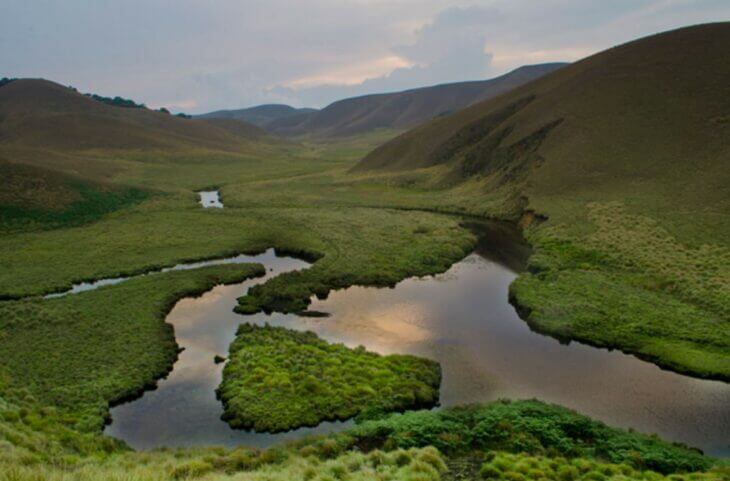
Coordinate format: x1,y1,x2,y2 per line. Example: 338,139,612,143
0,78,285,231
355,23,730,379
0,79,269,152
201,64,565,138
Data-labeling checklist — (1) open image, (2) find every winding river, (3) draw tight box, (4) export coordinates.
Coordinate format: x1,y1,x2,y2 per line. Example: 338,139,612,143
102,221,730,456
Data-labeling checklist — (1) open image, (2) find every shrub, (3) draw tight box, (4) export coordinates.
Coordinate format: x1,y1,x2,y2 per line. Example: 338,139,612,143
170,459,213,479
218,324,441,432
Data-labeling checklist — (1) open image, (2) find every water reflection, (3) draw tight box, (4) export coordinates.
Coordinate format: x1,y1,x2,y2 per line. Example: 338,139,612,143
291,251,729,457
105,250,350,449
106,223,730,456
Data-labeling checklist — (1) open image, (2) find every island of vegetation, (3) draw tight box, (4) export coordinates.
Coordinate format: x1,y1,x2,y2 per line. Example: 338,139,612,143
218,324,441,432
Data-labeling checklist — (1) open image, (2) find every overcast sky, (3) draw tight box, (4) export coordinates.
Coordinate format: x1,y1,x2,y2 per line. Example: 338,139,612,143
2,1,728,113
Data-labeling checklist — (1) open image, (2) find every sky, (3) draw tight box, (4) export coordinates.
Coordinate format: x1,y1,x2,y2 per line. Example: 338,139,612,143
1,1,728,113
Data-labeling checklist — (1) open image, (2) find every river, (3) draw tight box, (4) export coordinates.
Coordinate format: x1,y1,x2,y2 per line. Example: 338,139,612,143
103,222,730,455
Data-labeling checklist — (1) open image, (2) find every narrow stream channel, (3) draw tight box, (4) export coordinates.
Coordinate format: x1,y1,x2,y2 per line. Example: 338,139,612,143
103,223,730,456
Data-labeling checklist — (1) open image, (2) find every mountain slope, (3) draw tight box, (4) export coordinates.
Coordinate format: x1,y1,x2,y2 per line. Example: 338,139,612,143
0,79,279,231
355,23,730,379
0,79,267,151
196,103,318,129
200,63,566,138
278,63,566,138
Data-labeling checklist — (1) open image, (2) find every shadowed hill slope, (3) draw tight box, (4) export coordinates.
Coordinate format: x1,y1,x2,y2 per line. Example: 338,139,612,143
354,23,730,380
201,63,566,138
0,79,268,151
356,23,729,222
0,79,280,231
196,104,318,129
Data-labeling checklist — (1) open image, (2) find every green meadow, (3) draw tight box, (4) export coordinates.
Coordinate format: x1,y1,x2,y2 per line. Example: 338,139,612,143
0,23,728,481
0,263,266,431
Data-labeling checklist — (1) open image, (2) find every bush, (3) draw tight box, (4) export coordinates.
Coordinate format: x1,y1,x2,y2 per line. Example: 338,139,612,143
218,324,441,432
170,459,213,479
346,401,713,474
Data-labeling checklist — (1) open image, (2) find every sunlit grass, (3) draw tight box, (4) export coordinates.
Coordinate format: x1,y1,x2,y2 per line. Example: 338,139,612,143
218,324,440,431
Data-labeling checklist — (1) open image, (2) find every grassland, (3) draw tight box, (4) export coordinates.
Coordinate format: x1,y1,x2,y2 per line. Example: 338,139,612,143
477,451,726,481
0,263,265,431
0,162,149,233
0,22,728,481
218,324,440,432
1,397,724,481
509,203,730,379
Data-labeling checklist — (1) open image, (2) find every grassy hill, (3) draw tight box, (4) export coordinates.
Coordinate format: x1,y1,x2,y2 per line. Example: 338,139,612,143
201,64,565,138
196,103,319,129
0,79,268,152
351,23,730,379
0,78,284,231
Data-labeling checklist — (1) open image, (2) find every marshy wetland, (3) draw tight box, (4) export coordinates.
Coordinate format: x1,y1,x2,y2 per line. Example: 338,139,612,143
102,222,729,456
2,22,730,480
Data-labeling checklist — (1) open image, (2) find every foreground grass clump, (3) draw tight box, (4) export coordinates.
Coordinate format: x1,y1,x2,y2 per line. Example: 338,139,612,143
0,263,265,431
218,324,441,432
478,451,728,481
0,392,446,481
343,400,713,475
0,446,446,481
0,396,721,481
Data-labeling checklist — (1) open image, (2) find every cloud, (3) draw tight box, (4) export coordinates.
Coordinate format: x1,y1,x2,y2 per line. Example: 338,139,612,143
2,0,729,112
277,6,499,106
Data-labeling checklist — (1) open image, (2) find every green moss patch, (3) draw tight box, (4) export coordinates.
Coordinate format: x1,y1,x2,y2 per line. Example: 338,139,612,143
218,324,441,432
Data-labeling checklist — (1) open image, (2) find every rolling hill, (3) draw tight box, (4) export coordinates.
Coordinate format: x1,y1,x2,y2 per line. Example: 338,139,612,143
0,79,268,152
196,103,319,129
354,23,730,379
0,79,276,231
199,63,566,138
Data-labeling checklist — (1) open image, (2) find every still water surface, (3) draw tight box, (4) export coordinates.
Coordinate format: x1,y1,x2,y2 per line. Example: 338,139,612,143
105,224,730,455
199,191,223,208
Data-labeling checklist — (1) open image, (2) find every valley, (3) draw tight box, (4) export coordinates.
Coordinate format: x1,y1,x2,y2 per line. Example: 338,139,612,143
0,20,728,481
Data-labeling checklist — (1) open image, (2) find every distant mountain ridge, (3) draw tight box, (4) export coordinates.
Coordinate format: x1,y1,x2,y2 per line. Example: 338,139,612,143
196,104,319,129
199,63,568,138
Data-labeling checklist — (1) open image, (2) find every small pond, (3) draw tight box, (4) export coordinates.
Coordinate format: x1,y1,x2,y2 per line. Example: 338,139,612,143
199,191,223,208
